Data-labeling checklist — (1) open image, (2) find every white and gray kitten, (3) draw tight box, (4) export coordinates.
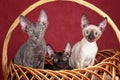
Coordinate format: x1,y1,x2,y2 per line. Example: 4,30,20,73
69,14,107,68
14,10,48,69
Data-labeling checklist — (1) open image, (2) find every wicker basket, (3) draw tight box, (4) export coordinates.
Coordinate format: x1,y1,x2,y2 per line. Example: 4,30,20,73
2,0,120,80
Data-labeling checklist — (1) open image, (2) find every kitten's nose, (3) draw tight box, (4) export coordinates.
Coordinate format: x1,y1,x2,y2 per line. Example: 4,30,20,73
60,62,63,65
35,35,39,38
88,33,95,40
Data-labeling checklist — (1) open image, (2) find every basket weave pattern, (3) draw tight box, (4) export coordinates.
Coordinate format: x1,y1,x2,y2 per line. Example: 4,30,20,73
7,49,120,80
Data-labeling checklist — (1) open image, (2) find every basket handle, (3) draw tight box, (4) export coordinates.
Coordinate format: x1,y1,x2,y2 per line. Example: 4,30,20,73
2,0,120,80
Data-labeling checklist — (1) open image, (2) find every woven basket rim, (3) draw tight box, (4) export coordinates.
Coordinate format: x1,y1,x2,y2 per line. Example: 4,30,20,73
2,0,120,80
7,49,120,80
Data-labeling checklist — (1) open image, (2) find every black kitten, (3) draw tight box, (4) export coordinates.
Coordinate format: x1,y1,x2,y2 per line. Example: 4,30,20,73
47,42,72,70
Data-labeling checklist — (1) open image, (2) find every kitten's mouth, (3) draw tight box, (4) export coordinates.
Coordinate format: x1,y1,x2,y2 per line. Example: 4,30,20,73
86,33,96,42
35,36,39,39
34,36,42,40
59,66,66,69
32,36,41,42
86,37,96,42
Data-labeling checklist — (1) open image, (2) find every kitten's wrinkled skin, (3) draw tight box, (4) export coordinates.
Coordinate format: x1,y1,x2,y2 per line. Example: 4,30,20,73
69,14,107,68
47,42,72,70
14,10,48,69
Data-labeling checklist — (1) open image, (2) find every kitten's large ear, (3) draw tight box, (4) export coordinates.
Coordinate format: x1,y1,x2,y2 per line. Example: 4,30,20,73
98,17,107,32
64,42,71,57
38,10,48,27
19,15,31,32
47,45,54,59
81,14,89,29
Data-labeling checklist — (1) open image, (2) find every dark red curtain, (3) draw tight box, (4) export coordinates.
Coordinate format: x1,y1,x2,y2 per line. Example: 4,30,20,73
0,0,120,79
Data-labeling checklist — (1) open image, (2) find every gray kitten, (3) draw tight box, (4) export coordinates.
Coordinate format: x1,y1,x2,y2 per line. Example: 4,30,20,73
14,10,48,69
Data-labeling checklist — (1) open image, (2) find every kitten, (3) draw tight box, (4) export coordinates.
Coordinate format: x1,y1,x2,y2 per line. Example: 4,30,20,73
47,42,72,70
14,10,48,69
69,14,107,68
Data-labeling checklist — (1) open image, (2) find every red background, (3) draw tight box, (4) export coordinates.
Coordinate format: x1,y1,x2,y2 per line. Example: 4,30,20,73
0,0,120,79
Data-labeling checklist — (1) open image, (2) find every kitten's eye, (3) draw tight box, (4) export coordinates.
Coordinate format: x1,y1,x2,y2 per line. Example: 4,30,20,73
53,58,58,62
39,28,43,32
29,30,33,34
85,30,90,36
94,32,99,37
63,57,67,61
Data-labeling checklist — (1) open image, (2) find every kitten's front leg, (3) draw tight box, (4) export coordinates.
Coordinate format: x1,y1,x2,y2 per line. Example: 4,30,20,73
80,57,91,68
80,60,86,68
89,58,95,67
76,61,81,68
38,61,44,69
